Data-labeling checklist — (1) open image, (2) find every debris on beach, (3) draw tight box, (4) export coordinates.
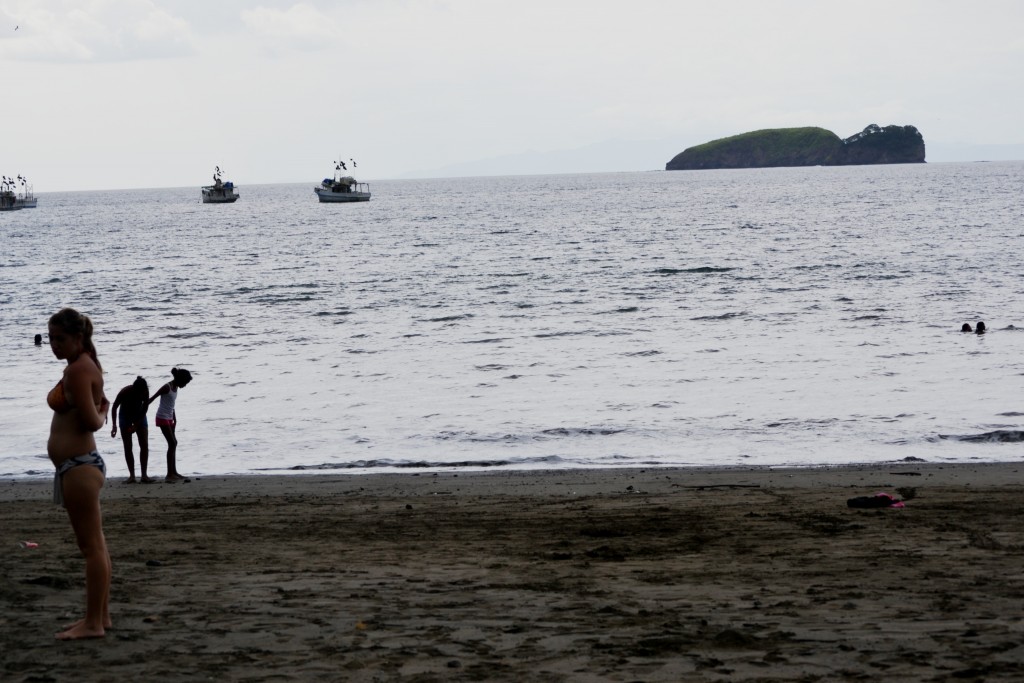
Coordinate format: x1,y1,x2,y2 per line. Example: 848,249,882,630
847,492,904,509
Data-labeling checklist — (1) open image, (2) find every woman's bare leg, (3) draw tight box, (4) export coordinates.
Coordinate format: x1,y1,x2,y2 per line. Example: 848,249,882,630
57,465,111,640
120,430,136,482
160,424,183,481
137,424,153,482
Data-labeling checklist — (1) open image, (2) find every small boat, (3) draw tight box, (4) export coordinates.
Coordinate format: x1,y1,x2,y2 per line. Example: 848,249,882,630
1,175,31,211
314,160,370,203
201,166,239,203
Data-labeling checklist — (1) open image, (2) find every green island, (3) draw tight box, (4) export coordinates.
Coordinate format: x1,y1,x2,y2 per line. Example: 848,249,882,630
665,124,925,170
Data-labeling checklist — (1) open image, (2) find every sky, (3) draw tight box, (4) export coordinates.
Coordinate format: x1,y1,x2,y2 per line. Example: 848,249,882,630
2,0,1023,191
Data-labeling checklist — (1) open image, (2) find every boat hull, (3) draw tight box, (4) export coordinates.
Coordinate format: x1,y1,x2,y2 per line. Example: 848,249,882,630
202,188,239,203
314,188,371,203
15,198,37,209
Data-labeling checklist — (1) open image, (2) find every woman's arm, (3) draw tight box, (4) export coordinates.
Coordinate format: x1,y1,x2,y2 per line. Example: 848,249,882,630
147,384,168,407
66,361,107,433
110,387,125,437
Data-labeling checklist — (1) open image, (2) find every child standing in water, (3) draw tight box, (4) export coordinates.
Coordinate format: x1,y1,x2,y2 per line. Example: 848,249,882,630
148,367,193,482
111,376,152,483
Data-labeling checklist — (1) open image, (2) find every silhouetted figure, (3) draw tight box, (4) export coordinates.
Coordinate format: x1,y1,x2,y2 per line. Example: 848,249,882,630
147,367,193,481
975,321,986,335
961,323,972,332
111,376,152,483
34,333,43,345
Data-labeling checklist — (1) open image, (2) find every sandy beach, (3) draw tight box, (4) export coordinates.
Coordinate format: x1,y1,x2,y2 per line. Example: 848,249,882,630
2,462,1024,682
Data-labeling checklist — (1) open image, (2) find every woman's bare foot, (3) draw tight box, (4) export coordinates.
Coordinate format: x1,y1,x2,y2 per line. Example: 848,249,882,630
123,477,136,484
165,474,186,482
62,616,113,631
56,620,106,640
140,476,155,484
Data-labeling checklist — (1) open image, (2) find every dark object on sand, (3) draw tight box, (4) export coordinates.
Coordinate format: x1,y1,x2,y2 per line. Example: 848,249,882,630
847,493,904,509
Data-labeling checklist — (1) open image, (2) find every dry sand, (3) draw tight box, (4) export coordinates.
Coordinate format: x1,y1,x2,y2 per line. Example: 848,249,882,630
2,462,1024,682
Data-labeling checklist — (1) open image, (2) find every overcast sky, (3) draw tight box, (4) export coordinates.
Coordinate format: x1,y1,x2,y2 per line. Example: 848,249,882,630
2,0,1022,191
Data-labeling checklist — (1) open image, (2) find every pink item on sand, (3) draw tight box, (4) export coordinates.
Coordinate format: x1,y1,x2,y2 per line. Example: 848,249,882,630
873,492,905,508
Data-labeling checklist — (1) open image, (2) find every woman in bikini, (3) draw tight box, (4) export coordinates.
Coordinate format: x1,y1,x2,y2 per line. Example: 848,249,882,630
148,367,193,482
111,376,152,483
46,307,111,640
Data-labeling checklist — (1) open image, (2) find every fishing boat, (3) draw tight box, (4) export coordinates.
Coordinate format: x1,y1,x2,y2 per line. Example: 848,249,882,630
15,175,37,209
1,175,24,211
201,166,239,203
314,159,370,203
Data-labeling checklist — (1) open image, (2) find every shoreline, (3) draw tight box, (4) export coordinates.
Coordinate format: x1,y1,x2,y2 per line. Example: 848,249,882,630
3,460,1023,503
3,462,1024,681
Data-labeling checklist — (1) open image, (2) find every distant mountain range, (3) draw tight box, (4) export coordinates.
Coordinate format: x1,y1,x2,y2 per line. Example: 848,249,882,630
399,137,1024,179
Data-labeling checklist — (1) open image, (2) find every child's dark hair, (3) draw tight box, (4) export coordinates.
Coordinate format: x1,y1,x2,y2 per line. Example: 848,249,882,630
171,367,193,385
132,375,149,397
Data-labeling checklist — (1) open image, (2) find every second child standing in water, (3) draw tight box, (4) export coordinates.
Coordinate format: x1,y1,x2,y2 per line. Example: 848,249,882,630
148,368,193,482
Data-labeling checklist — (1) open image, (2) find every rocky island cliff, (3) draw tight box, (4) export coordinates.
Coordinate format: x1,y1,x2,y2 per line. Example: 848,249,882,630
665,124,925,170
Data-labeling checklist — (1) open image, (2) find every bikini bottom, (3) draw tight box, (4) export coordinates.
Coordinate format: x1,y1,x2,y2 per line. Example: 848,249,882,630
53,451,106,507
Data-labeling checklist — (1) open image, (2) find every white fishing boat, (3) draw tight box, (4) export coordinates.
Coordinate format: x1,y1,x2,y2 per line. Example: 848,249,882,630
314,159,370,203
2,175,33,210
201,166,239,203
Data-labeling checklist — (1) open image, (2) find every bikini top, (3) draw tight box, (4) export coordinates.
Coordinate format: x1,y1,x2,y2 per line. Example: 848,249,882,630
48,379,73,414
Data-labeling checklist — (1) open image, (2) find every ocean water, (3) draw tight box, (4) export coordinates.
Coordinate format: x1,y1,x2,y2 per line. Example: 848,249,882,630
2,162,1024,478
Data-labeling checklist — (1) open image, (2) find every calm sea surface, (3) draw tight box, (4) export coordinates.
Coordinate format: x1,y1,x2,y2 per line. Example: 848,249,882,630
2,163,1023,478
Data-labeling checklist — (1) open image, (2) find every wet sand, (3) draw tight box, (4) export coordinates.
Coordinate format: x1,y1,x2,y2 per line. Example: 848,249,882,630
2,463,1024,682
